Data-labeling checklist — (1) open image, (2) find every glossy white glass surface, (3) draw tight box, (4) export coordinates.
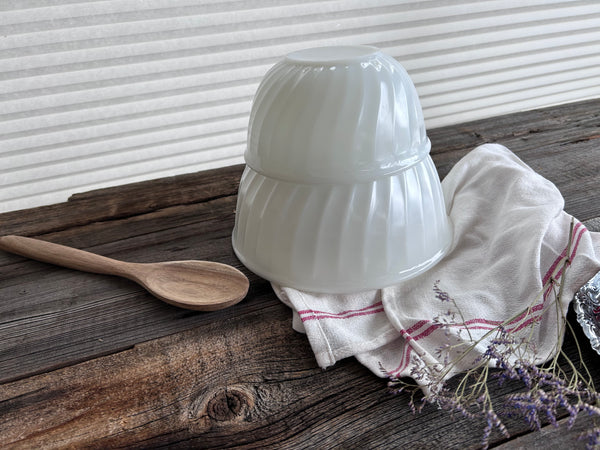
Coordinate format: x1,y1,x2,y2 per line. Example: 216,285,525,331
232,45,452,293
245,45,430,184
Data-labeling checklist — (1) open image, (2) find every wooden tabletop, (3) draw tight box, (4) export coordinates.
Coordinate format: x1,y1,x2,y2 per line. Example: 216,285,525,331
1,99,599,449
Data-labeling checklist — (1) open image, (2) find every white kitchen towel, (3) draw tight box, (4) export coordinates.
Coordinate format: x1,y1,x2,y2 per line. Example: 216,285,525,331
273,143,600,384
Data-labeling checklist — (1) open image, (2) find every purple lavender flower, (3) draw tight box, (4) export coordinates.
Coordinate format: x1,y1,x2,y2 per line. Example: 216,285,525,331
433,280,452,303
578,425,600,449
388,260,600,450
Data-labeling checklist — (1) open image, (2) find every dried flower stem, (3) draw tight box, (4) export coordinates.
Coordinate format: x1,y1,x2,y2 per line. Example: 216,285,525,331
389,219,600,449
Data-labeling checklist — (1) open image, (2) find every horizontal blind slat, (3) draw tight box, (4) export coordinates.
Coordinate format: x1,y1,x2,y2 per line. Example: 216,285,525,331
4,4,598,74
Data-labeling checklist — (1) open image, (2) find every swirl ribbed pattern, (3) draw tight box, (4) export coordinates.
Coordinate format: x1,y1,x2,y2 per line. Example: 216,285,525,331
245,46,429,183
232,155,452,293
233,46,452,292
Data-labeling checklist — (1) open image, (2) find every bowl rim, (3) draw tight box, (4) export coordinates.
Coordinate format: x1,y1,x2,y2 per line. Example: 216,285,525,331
232,232,452,294
244,138,431,184
285,45,380,66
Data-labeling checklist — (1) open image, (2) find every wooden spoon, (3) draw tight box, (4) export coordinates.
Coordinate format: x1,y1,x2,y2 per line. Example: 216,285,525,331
0,235,249,311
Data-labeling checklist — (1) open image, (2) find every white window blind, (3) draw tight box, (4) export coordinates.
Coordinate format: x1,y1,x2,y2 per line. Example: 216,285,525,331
1,0,599,213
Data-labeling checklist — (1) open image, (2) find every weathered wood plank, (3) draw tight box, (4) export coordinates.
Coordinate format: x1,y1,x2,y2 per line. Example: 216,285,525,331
0,164,244,237
429,97,600,156
0,300,597,449
495,415,593,449
0,196,270,383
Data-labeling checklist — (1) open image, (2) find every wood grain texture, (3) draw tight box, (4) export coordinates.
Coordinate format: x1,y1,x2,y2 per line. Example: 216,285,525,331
1,99,600,448
0,164,245,237
495,415,594,450
2,303,595,450
0,195,261,383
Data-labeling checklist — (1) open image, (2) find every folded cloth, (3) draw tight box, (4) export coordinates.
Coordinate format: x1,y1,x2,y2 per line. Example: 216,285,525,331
273,144,600,385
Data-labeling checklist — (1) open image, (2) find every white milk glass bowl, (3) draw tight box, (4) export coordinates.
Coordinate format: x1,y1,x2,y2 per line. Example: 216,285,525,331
232,45,452,293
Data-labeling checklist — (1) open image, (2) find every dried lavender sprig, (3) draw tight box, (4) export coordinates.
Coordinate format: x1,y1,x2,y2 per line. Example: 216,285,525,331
389,220,600,449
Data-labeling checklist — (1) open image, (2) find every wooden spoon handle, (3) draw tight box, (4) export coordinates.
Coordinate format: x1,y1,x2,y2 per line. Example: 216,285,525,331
0,235,128,277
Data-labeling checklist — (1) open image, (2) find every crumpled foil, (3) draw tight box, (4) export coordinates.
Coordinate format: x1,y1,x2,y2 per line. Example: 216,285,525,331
574,270,600,355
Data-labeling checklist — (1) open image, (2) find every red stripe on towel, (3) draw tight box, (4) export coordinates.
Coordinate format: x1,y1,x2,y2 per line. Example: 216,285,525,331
389,224,587,377
298,301,384,322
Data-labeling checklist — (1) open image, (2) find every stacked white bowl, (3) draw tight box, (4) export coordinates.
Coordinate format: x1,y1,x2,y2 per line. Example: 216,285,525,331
232,45,452,293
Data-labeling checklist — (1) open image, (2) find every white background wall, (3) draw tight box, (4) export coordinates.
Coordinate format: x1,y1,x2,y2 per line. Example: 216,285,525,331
1,0,599,213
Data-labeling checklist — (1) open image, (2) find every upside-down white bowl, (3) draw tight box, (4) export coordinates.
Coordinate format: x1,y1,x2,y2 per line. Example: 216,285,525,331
232,45,452,293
